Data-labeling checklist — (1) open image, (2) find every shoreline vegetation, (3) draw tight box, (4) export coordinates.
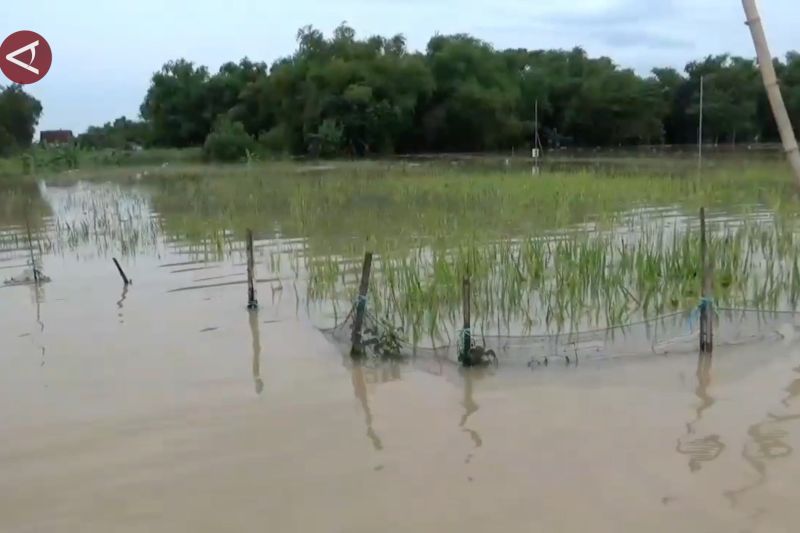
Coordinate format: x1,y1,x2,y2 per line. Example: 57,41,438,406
0,143,791,181
3,23,800,167
3,152,799,348
1,154,798,344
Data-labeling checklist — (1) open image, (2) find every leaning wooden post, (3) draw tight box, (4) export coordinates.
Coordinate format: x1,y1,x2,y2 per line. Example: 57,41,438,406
246,229,258,309
112,258,131,285
742,0,800,186
460,276,471,365
350,252,373,358
699,208,714,354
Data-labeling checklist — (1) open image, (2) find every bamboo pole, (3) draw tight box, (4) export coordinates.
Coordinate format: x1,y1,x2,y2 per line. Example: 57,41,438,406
742,0,800,185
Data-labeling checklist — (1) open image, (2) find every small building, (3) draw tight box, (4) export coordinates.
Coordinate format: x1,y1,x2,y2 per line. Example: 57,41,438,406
40,130,75,146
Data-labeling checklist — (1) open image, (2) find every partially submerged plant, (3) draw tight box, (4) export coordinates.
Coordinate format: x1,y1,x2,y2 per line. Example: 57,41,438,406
362,314,406,359
462,344,498,367
457,327,498,367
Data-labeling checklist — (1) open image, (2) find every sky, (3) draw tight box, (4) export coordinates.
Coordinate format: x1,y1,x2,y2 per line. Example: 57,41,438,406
2,0,799,134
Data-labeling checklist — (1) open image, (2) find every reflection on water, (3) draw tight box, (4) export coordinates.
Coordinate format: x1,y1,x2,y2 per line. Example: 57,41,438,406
116,284,128,324
8,169,800,531
33,281,45,368
5,177,800,354
724,430,772,509
460,369,483,450
350,363,383,451
676,435,725,473
676,355,725,472
748,424,793,460
779,366,800,409
693,354,714,430
249,310,263,395
725,365,800,509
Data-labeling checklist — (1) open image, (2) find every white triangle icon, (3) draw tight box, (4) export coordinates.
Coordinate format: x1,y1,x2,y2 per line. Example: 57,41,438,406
5,40,40,75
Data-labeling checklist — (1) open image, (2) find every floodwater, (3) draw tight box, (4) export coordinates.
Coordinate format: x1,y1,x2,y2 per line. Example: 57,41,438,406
3,179,800,532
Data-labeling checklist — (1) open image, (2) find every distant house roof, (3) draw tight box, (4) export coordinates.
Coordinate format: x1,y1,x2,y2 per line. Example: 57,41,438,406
40,130,74,144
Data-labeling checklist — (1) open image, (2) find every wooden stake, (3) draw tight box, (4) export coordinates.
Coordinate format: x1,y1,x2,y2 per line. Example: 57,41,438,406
350,252,373,358
246,229,258,309
742,0,800,186
699,208,713,354
460,276,471,365
112,258,131,285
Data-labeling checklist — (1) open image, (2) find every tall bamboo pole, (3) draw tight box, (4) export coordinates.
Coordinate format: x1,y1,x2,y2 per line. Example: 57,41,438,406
742,0,800,185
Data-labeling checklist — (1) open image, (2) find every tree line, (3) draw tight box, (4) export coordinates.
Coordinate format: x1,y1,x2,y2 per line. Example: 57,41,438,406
5,24,800,159
0,85,42,157
132,24,800,158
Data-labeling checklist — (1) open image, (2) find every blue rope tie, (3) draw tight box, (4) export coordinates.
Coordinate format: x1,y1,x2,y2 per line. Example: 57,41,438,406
688,297,715,332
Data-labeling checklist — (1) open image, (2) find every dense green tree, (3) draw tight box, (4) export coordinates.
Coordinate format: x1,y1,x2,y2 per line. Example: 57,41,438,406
564,67,664,145
203,116,255,162
208,58,268,132
783,52,800,137
422,34,520,151
78,116,150,149
260,24,434,155
0,85,43,155
652,67,685,144
95,25,800,156
684,55,761,144
140,59,212,147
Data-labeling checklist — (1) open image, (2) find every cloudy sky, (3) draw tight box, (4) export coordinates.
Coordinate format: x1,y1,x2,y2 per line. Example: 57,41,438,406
3,0,798,133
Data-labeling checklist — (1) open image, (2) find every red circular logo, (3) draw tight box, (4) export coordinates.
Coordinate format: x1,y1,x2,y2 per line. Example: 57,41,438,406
0,31,52,84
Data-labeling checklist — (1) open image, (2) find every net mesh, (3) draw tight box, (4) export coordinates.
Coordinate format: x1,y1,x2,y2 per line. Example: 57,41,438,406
319,303,800,365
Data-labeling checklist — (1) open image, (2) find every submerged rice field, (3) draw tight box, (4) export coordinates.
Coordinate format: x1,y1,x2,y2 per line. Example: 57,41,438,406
5,156,800,532
4,157,800,354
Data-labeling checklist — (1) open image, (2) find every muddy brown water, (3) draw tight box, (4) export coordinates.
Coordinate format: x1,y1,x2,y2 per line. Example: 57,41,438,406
3,182,800,532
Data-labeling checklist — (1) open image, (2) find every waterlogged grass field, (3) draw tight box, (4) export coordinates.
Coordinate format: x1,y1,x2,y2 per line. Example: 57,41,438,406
2,155,800,350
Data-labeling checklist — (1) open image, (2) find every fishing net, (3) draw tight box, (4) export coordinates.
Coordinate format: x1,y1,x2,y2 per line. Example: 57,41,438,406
319,301,800,366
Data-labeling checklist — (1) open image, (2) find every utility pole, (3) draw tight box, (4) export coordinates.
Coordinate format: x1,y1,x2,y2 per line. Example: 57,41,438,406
533,100,543,158
742,0,800,186
698,75,704,171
